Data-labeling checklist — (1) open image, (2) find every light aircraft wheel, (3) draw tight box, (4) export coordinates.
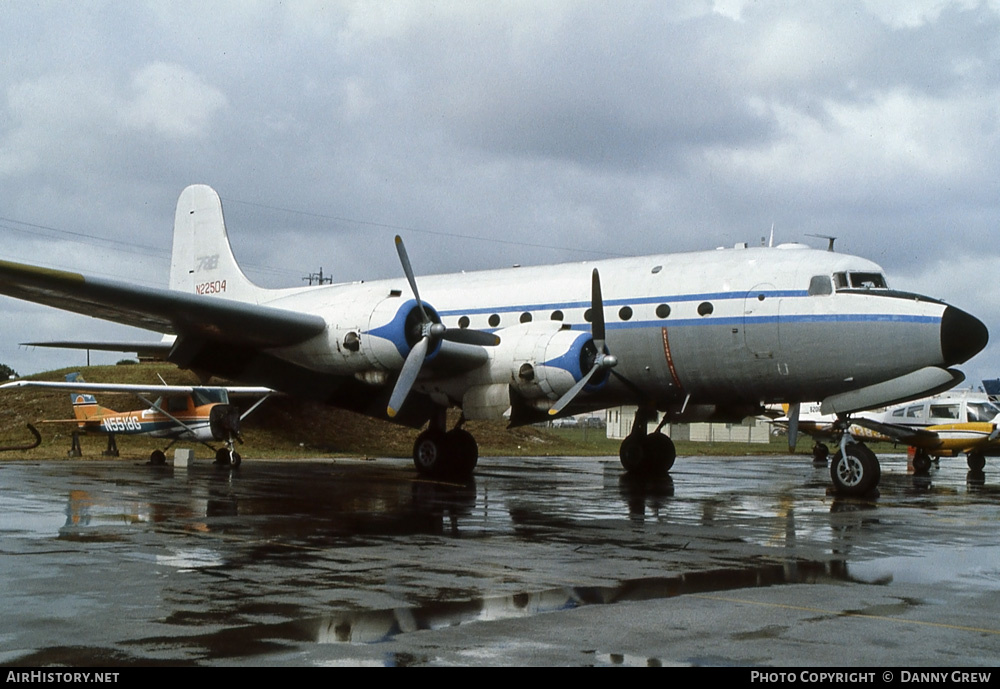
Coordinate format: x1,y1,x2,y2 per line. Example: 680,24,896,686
967,452,986,471
413,430,447,477
640,432,676,474
830,443,880,496
812,443,829,464
150,450,166,466
215,447,241,467
445,428,478,476
912,450,932,474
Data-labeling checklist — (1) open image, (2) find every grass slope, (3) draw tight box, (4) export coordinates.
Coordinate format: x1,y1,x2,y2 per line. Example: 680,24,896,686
0,363,785,462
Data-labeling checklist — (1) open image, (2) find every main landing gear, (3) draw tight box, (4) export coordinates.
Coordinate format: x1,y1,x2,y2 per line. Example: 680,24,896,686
412,411,478,479
619,408,676,476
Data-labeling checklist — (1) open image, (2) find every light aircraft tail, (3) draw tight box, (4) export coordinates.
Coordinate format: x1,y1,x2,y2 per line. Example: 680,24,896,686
66,373,117,422
169,184,270,304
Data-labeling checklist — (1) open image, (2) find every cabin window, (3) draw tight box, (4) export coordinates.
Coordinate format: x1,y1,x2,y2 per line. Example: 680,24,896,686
618,306,633,321
168,396,189,413
697,302,714,316
458,316,470,329
488,314,500,327
929,404,960,420
550,310,564,321
906,405,923,418
808,275,833,296
892,408,905,418
519,312,532,323
655,304,671,318
833,272,849,289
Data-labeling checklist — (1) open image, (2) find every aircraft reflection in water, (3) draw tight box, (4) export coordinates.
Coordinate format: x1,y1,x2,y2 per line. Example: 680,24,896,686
0,185,988,495
773,388,1000,474
2,373,273,466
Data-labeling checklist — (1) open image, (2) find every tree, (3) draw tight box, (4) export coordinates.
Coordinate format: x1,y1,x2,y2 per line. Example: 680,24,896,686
0,363,18,381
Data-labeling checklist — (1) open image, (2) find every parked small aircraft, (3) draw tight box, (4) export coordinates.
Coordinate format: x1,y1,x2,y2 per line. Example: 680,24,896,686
0,185,988,495
0,374,273,466
772,389,1000,473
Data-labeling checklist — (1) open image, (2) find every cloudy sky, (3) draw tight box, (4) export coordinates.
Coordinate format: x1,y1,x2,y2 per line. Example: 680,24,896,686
1,0,998,389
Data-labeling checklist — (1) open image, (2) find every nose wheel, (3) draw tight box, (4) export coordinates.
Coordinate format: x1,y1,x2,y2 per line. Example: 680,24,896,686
830,442,880,496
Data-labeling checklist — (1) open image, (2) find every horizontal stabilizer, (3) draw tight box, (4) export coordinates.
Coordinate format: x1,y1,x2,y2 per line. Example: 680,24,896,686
21,340,174,359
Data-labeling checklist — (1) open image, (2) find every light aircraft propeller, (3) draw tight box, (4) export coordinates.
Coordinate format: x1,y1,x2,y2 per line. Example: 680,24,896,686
388,235,499,418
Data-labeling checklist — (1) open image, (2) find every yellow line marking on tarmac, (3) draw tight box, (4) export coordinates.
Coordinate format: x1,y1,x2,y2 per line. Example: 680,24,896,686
691,594,1000,635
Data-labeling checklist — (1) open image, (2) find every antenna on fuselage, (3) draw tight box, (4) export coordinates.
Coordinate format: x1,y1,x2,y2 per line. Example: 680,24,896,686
806,234,837,252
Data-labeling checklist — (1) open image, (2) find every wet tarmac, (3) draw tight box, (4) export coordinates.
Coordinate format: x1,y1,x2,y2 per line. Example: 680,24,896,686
1,453,999,667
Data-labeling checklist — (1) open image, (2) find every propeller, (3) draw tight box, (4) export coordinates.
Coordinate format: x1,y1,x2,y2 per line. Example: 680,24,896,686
548,269,618,416
787,402,800,452
387,236,499,418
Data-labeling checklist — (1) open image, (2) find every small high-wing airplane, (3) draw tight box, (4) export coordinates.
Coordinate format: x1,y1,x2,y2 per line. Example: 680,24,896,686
772,390,1000,473
0,373,273,466
0,185,988,495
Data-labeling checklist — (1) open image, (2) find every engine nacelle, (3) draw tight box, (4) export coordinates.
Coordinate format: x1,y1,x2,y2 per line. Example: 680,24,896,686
487,323,605,402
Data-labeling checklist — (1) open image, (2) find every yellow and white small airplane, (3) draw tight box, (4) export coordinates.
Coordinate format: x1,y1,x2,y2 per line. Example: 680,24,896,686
0,184,989,495
0,373,274,466
773,389,1000,473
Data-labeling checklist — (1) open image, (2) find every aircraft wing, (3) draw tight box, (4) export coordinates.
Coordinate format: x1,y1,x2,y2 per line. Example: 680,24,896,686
0,380,275,396
20,340,174,359
849,418,939,445
0,259,326,350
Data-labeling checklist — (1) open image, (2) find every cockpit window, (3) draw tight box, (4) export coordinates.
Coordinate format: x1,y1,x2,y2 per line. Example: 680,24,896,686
808,275,833,296
848,272,887,289
833,271,888,291
967,402,1000,423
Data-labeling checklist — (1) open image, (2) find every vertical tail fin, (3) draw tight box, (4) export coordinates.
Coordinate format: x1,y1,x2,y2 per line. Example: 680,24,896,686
65,373,113,422
169,184,268,304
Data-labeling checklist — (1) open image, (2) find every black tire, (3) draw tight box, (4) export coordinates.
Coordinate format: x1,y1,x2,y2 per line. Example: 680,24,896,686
619,434,645,473
444,428,478,476
413,430,448,477
967,452,986,471
641,432,676,474
215,447,241,467
830,443,881,496
150,450,166,466
812,443,829,464
912,450,932,474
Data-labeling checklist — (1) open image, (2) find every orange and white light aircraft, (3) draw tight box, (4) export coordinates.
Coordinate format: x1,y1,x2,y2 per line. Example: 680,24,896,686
0,185,988,495
1,373,273,466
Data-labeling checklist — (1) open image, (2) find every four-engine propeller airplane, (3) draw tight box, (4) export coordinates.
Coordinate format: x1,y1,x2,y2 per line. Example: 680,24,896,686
0,373,273,466
0,184,988,495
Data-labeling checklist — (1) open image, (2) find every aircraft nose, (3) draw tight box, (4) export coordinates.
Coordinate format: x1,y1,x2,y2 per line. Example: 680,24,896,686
941,305,989,366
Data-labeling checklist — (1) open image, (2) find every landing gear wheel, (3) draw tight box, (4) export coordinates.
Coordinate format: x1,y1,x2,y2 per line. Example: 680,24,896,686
912,450,932,474
150,450,166,466
413,429,448,477
641,432,676,474
967,452,986,471
620,433,675,475
830,443,880,496
445,428,478,476
812,443,829,465
619,434,645,473
215,447,242,467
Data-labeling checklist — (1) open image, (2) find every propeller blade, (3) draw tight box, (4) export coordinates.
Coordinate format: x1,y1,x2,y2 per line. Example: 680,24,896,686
548,365,599,417
387,336,429,418
787,402,800,452
442,328,501,347
395,235,430,323
590,268,606,346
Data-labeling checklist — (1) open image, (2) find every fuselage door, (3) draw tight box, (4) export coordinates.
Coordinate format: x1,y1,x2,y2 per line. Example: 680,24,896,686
743,284,781,359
